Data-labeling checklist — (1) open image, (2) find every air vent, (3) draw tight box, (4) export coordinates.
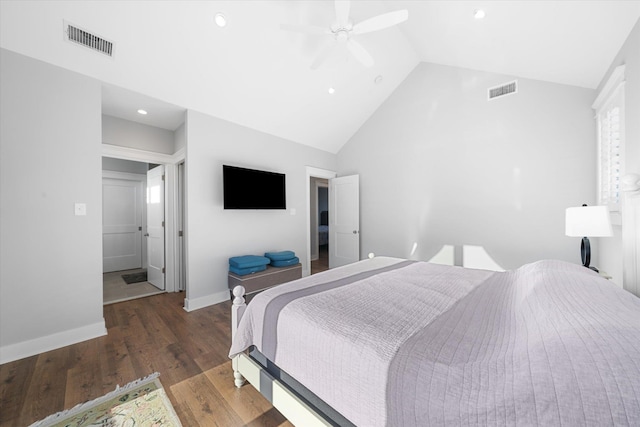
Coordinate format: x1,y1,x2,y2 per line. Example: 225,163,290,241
488,80,517,100
64,21,114,57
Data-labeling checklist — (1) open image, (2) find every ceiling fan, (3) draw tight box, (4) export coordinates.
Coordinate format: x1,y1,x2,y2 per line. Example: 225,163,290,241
281,0,408,69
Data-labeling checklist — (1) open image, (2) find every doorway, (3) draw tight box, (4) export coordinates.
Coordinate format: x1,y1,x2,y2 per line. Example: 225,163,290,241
306,168,361,275
102,158,166,304
311,179,329,274
306,167,336,276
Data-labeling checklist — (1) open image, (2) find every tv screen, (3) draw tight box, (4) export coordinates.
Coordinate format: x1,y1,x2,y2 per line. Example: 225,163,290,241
223,165,286,209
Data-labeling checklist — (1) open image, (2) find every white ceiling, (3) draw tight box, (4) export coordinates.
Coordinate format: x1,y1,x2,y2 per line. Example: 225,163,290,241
1,1,639,153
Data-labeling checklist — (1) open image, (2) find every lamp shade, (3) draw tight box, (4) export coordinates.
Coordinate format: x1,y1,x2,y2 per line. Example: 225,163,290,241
565,205,613,237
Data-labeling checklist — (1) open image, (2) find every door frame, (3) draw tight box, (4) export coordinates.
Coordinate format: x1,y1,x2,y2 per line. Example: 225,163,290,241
102,144,185,294
305,166,336,277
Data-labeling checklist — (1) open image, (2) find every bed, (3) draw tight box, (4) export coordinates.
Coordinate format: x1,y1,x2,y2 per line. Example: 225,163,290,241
229,256,640,426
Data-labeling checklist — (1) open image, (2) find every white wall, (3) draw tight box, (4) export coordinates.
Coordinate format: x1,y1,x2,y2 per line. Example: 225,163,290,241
102,157,149,174
175,122,186,152
597,18,640,288
102,115,177,154
184,110,336,310
0,49,104,363
337,62,596,269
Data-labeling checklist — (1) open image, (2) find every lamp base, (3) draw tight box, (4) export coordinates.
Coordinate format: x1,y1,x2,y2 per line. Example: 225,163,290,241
580,237,599,272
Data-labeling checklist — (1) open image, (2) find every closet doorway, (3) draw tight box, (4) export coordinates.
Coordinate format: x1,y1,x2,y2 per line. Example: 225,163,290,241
311,178,329,275
102,158,165,304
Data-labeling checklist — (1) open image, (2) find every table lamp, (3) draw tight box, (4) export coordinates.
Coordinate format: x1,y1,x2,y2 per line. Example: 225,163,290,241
565,204,613,271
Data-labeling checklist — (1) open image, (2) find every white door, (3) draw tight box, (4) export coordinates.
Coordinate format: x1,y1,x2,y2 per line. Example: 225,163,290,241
102,176,143,272
147,165,165,290
329,175,360,268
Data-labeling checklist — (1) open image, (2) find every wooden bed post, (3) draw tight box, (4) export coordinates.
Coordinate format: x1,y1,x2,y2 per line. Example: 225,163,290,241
231,285,246,388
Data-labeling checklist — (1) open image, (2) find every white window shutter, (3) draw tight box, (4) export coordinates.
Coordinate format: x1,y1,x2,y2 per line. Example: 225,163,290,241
593,65,625,212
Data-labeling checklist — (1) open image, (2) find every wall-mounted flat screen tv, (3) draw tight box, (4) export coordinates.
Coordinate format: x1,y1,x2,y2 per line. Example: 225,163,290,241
223,165,286,209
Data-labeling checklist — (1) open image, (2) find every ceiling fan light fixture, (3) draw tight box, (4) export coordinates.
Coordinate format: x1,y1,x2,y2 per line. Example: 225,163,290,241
280,0,407,70
214,13,227,27
474,9,486,20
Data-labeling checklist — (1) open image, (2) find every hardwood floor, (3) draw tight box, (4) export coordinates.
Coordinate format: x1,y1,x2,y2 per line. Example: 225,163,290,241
0,293,292,427
311,245,329,275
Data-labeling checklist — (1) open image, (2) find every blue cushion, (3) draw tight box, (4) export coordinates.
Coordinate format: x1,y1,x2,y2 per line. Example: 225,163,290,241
271,257,300,267
264,251,296,262
229,255,270,269
229,264,267,276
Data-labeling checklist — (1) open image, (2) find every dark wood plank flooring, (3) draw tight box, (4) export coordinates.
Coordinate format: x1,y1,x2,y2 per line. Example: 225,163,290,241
311,245,329,275
0,292,292,427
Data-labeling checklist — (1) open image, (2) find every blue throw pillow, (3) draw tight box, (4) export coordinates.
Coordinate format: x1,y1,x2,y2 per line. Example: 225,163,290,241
271,257,300,267
264,251,296,262
229,255,270,269
229,264,267,276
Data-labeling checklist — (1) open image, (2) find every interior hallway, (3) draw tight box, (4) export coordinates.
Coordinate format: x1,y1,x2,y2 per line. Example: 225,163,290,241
103,268,165,305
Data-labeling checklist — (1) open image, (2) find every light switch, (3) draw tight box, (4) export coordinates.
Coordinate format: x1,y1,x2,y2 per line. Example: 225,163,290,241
74,203,87,216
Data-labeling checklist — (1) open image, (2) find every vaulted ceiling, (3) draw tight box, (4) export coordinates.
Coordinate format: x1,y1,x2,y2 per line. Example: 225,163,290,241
1,1,639,153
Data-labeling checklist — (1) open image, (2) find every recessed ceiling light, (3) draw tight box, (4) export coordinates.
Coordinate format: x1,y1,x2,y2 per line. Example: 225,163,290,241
374,75,383,84
328,87,336,95
474,9,486,19
137,109,147,115
214,13,227,27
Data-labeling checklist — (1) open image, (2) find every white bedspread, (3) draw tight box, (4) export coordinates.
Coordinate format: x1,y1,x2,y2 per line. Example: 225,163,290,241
230,257,640,426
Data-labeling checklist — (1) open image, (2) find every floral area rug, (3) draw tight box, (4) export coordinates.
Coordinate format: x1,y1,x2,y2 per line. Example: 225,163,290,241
29,372,182,427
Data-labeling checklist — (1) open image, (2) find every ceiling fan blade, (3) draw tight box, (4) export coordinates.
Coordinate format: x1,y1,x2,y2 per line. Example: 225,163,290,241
311,41,338,70
335,0,351,28
346,39,374,67
279,23,329,36
352,9,408,35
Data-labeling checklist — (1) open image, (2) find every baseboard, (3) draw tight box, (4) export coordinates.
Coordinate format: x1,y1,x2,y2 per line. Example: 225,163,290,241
183,290,229,312
0,320,107,365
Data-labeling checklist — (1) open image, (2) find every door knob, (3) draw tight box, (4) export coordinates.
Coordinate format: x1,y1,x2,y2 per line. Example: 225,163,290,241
144,233,149,237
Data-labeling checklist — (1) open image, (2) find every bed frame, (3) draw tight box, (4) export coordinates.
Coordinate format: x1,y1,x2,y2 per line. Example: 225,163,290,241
229,247,505,426
231,285,335,426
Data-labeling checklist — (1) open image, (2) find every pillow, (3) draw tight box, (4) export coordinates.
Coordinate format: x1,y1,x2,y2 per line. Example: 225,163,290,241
229,255,270,269
264,251,296,262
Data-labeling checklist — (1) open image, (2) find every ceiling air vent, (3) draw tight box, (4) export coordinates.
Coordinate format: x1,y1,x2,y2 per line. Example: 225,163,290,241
488,80,517,100
64,21,114,57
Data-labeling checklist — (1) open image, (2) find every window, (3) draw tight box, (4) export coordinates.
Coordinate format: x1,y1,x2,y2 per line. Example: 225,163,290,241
593,65,625,212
